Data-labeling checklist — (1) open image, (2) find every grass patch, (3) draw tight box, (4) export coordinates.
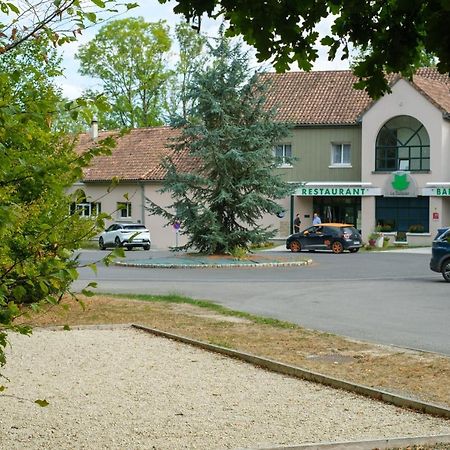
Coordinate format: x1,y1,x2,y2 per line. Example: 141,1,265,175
79,240,99,250
104,293,298,329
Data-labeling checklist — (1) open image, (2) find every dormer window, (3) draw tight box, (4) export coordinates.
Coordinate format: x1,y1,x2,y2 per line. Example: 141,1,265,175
375,116,430,172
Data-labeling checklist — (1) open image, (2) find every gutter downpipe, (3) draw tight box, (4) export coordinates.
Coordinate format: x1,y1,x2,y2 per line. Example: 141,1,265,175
139,182,145,225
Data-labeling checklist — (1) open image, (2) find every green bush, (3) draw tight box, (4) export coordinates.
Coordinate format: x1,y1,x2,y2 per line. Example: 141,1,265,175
408,224,425,233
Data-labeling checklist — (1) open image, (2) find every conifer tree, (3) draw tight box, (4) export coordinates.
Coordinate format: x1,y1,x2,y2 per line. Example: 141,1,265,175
147,33,293,254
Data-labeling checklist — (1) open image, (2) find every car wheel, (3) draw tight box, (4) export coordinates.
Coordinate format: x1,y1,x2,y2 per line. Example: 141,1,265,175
143,244,151,251
331,241,344,254
99,237,106,250
349,248,359,253
442,259,450,282
125,246,132,251
289,240,302,252
115,237,122,247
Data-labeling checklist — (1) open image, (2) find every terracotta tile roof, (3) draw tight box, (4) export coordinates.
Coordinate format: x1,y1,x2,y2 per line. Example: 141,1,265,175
262,68,450,125
411,75,450,114
75,69,450,182
76,126,198,182
262,70,371,125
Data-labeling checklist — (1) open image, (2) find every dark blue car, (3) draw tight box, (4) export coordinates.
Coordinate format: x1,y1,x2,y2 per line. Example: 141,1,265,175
430,227,450,282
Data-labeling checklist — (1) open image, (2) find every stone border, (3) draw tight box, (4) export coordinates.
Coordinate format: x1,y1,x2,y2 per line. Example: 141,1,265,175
256,434,450,450
116,259,312,269
132,324,450,421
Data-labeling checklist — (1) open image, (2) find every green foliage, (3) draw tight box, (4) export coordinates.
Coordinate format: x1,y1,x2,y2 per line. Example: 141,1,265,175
166,22,207,121
408,224,425,233
146,33,293,254
395,231,408,242
0,0,138,55
0,37,116,376
229,246,248,260
162,0,450,98
76,17,172,128
110,293,297,328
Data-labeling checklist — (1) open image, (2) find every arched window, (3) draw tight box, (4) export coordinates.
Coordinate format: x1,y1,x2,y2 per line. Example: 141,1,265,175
70,189,101,217
375,116,430,171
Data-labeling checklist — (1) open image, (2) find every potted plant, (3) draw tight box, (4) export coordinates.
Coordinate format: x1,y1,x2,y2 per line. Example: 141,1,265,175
408,224,425,233
395,231,407,243
368,232,379,247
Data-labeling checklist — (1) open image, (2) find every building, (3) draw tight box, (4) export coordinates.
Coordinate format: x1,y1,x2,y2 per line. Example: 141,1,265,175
74,68,450,248
71,126,194,249
264,68,450,245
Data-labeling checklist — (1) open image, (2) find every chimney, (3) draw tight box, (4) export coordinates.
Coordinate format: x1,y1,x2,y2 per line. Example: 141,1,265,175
90,119,98,141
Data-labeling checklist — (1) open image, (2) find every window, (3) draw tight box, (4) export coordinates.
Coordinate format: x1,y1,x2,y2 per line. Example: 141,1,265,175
375,197,429,232
375,116,430,172
70,190,100,217
117,202,132,219
274,144,292,166
73,202,101,217
331,143,351,166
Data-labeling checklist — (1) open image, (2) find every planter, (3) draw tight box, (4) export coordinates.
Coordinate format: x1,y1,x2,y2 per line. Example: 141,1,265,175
375,235,384,248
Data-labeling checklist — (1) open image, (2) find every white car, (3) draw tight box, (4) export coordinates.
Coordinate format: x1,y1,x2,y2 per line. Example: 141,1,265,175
99,223,151,250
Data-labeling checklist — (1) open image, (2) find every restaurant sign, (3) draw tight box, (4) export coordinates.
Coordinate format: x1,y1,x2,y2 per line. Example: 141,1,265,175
295,186,379,196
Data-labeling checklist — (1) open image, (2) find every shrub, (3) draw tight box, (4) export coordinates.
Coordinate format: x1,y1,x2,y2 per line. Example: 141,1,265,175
408,224,425,233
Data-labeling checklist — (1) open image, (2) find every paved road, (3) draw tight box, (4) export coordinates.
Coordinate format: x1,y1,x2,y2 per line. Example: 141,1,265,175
73,248,450,355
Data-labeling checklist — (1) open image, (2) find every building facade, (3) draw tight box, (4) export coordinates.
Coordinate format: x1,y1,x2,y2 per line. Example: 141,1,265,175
263,68,450,245
74,69,450,248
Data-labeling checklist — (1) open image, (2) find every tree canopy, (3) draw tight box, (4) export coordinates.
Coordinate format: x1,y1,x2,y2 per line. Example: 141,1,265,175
160,0,450,98
147,33,293,254
0,0,138,55
76,17,172,128
166,22,207,122
0,2,123,385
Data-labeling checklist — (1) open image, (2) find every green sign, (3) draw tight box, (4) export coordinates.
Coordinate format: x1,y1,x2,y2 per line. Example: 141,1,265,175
391,173,410,191
435,188,450,196
384,171,417,197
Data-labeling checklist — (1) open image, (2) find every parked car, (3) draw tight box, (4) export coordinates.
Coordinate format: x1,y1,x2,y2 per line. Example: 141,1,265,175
286,223,362,254
99,223,151,250
430,227,450,282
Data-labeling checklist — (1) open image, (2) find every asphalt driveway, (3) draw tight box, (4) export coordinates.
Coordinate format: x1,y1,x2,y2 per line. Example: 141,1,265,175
73,247,450,355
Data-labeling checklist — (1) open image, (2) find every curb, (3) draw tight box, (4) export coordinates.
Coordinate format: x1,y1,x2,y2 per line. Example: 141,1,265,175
132,324,450,421
116,259,313,269
246,434,450,449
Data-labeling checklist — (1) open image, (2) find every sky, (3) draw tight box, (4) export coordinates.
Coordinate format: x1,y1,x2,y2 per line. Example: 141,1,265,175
56,0,350,99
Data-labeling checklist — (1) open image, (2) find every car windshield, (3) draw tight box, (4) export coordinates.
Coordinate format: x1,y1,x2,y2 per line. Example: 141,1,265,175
437,229,450,242
123,225,146,230
341,227,357,234
435,228,450,240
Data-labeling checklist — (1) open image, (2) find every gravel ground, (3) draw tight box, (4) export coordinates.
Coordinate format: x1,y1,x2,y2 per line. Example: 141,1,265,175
1,326,449,450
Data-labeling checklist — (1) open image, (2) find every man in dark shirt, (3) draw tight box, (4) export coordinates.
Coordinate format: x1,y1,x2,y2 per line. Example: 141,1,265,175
294,213,301,233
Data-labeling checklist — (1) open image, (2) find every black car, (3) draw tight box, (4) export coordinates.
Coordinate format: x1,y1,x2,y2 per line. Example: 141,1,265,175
286,223,362,254
430,227,450,282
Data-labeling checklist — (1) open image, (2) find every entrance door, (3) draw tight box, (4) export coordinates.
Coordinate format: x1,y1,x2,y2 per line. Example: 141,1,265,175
313,196,360,226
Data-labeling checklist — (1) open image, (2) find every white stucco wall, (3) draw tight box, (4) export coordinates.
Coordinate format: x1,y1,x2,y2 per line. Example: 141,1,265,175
69,181,187,249
362,79,445,181
70,181,294,249
360,79,450,240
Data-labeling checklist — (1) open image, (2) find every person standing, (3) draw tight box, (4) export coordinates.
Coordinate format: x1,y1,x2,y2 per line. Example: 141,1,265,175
293,213,301,233
312,212,321,225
